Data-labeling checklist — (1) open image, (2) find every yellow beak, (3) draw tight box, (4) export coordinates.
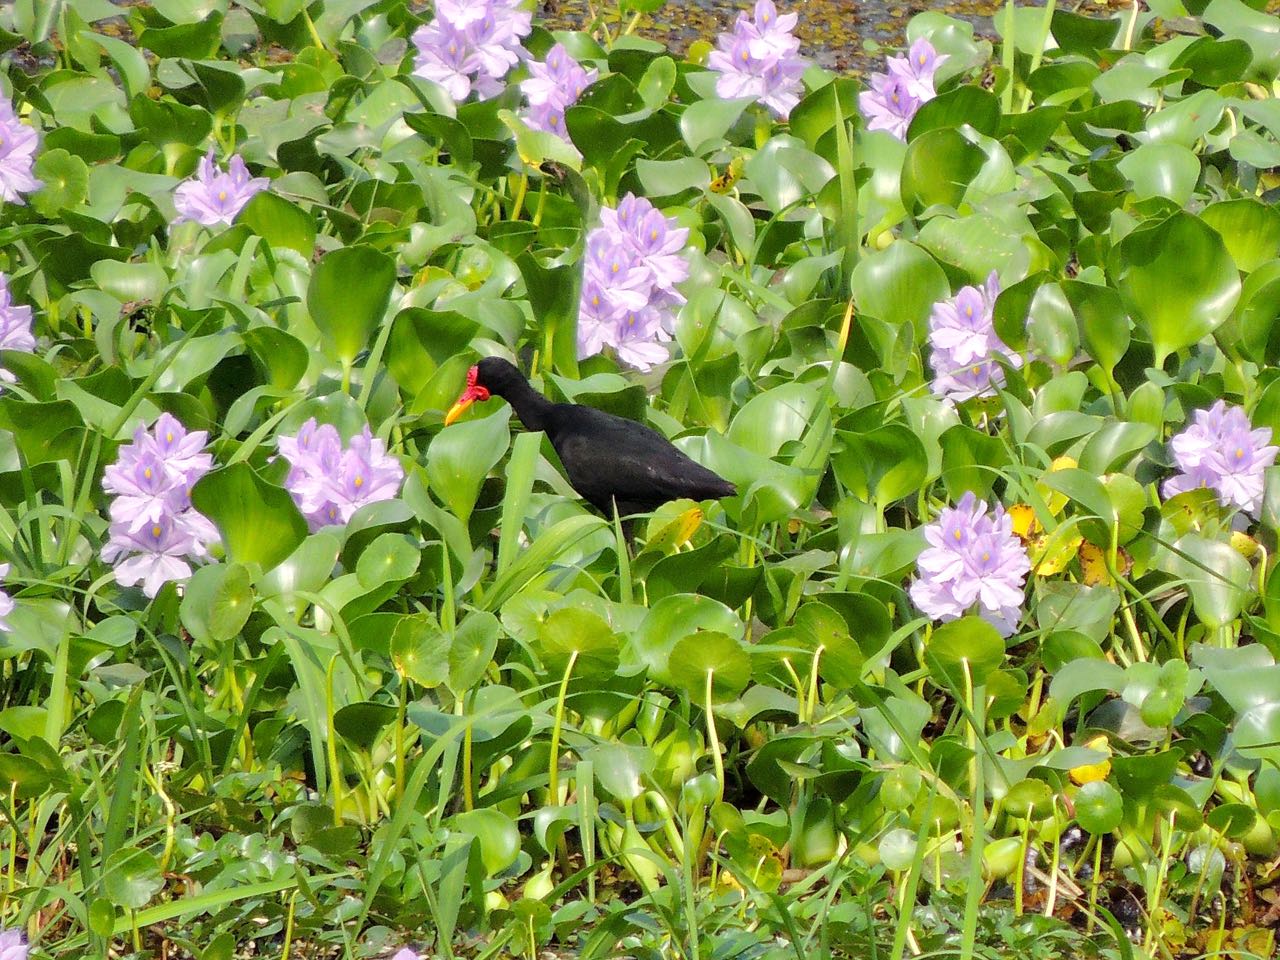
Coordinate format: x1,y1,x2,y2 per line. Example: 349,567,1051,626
444,396,475,426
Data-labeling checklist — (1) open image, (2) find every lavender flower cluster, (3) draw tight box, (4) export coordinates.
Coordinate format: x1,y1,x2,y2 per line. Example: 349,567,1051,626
910,492,1030,636
0,271,36,390
411,0,531,103
927,271,1021,403
0,927,26,960
521,43,597,143
100,414,220,598
577,194,690,371
277,419,405,532
0,98,41,205
1162,400,1278,516
0,565,13,634
707,0,806,120
858,37,948,140
173,150,269,228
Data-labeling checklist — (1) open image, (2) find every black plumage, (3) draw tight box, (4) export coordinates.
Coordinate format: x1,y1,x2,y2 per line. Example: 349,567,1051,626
445,358,736,530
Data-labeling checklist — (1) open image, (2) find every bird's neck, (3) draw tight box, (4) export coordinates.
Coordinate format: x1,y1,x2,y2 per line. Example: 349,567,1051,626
499,379,555,433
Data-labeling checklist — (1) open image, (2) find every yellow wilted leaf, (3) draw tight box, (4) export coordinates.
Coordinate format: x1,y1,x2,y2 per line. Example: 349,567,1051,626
1036,456,1078,515
1030,525,1084,577
1079,541,1132,587
645,506,704,553
1069,734,1112,786
709,155,745,194
1009,503,1040,541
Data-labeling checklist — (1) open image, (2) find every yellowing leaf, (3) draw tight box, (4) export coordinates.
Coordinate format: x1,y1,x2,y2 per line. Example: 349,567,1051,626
644,506,704,553
1036,456,1078,515
1079,541,1132,587
1230,531,1259,559
1030,525,1084,577
709,155,745,194
1069,734,1112,786
1009,503,1040,541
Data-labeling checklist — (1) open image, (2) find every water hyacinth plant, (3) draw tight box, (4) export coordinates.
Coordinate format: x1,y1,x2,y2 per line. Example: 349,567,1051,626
707,0,806,119
0,271,35,387
577,193,690,370
521,43,597,142
1162,400,1278,516
0,565,13,634
927,271,1022,402
858,37,947,139
3,0,1280,956
0,928,26,960
100,414,218,597
411,0,531,102
172,150,269,227
277,419,405,531
0,99,41,204
910,492,1030,636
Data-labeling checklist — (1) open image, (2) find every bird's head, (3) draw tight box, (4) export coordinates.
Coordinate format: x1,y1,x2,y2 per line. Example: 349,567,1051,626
444,357,523,425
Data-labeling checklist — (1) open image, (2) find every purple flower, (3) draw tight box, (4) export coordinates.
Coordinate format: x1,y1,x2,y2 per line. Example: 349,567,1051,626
521,43,597,142
390,950,422,960
1162,400,1278,516
928,271,1021,403
173,150,269,228
910,492,1030,636
277,420,404,531
577,194,689,371
887,37,949,101
102,414,219,597
0,100,41,205
0,927,27,960
707,0,806,120
858,73,920,141
0,564,14,634
0,271,35,389
859,37,945,141
412,0,531,103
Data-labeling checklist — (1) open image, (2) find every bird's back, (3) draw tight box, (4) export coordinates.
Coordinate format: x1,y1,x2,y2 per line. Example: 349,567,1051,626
544,404,736,516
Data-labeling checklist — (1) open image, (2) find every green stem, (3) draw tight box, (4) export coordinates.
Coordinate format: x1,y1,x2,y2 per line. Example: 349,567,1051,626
705,669,725,806
548,650,579,805
325,656,343,826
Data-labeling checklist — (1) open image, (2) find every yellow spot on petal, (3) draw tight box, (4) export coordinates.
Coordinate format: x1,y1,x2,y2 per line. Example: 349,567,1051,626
151,525,162,539
218,190,227,201
650,228,658,240
741,50,750,61
1236,447,1245,459
953,529,962,541
354,475,364,488
144,467,153,480
981,551,990,562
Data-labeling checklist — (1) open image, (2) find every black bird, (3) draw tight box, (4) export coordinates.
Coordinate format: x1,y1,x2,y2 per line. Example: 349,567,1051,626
444,357,736,536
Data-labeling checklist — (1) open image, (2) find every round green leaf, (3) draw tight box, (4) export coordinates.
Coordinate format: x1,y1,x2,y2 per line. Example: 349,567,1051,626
1201,198,1280,274
392,614,450,688
901,127,984,210
669,630,751,703
449,611,500,692
1075,780,1123,834
1116,142,1200,205
452,808,520,876
925,616,1006,691
1169,534,1251,629
355,532,419,590
103,847,163,909
179,562,254,644
32,148,89,216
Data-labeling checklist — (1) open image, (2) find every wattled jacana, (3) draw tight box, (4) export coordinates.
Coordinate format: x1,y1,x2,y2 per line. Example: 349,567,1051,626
445,358,736,535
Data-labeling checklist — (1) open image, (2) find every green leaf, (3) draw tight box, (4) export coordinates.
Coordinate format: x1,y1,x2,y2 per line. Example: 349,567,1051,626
1201,198,1280,273
1113,211,1241,368
426,406,510,521
103,847,164,909
31,148,90,216
669,631,751,703
850,240,949,336
191,463,308,572
392,614,450,688
925,616,1006,691
307,246,396,364
179,562,254,644
901,128,985,211
1169,534,1251,629
1116,142,1200,205
237,191,316,257
449,612,500,692
355,532,419,589
1075,781,1124,834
